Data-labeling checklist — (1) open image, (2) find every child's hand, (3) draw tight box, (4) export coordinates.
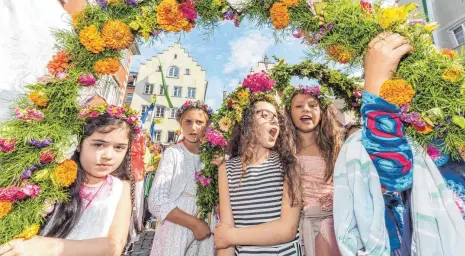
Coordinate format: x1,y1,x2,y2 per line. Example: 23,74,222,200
211,156,225,167
363,33,413,96
0,237,59,256
193,219,211,240
213,222,233,249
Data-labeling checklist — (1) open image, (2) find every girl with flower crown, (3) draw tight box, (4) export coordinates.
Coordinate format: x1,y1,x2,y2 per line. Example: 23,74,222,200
214,91,302,255
148,100,215,256
279,85,346,256
0,103,141,256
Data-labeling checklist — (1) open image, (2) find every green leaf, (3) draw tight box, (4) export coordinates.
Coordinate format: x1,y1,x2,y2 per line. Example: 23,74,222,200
452,115,465,129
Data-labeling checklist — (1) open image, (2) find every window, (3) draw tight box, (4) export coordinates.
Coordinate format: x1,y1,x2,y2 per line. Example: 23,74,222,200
173,86,182,97
168,66,179,78
144,83,154,94
157,66,161,72
141,105,148,115
187,88,196,98
174,54,177,59
159,85,166,95
185,68,190,75
125,93,133,103
153,130,162,142
155,106,165,118
170,108,178,118
453,24,465,46
167,131,176,143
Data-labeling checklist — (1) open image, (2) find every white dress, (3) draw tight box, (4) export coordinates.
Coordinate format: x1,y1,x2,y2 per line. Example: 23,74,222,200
66,175,122,240
148,143,215,256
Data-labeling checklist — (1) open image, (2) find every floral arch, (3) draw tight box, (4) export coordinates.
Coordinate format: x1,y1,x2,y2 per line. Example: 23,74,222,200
1,0,465,242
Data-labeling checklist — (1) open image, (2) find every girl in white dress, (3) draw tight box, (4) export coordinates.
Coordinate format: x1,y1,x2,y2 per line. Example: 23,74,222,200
0,104,139,256
149,100,215,256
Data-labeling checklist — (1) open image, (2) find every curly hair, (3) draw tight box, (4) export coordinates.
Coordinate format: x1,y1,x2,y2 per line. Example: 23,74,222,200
286,94,345,182
228,99,300,205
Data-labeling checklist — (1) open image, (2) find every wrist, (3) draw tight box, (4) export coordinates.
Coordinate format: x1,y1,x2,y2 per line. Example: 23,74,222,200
227,227,238,246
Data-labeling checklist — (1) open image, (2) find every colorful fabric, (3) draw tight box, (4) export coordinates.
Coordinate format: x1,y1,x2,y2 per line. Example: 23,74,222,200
383,192,404,252
334,130,465,256
440,159,465,219
131,134,146,182
361,91,413,192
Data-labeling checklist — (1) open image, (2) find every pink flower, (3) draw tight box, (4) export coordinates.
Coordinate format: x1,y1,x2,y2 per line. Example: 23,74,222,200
242,71,275,93
14,108,25,119
40,150,55,164
179,0,197,22
21,183,41,198
183,100,192,108
134,126,141,134
56,72,69,80
298,85,320,96
88,110,100,118
37,75,54,84
195,171,212,187
353,89,362,98
125,115,138,124
0,138,16,153
352,102,360,107
292,28,303,38
15,188,28,200
205,129,227,148
78,74,96,86
26,108,45,121
0,186,19,202
427,145,441,160
106,105,123,118
360,1,372,15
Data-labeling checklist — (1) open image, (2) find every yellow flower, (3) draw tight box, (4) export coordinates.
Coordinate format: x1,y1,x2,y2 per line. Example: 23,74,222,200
235,111,243,122
72,11,83,29
443,67,464,83
270,3,290,30
237,89,249,100
175,128,181,135
101,20,134,50
280,0,299,7
0,201,13,218
424,22,438,33
107,0,123,3
380,79,415,106
29,91,49,107
377,3,417,29
219,117,232,132
157,0,189,32
94,58,120,75
52,159,78,187
212,0,221,6
14,224,40,239
79,25,106,54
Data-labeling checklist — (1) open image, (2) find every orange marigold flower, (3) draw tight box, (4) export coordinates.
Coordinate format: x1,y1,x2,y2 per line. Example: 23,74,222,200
46,51,71,75
79,25,106,54
94,58,120,75
442,67,464,83
14,224,40,239
101,20,134,50
440,49,456,59
52,159,78,187
414,123,433,134
281,0,300,7
157,0,189,32
270,3,290,30
0,201,13,218
327,44,352,64
183,22,195,33
29,91,49,107
380,79,415,106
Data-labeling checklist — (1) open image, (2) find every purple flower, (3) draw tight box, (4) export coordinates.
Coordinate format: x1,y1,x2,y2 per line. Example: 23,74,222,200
327,23,334,32
56,72,68,80
96,0,108,11
125,0,138,7
151,30,161,36
233,15,240,27
27,138,53,148
223,10,234,20
21,166,38,180
408,19,426,25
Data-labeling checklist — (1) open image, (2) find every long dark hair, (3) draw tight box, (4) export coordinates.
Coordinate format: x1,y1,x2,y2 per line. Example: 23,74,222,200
228,99,299,205
40,115,141,238
286,95,345,182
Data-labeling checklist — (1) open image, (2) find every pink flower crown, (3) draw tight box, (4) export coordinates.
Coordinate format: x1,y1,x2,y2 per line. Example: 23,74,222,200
176,100,213,121
79,104,141,134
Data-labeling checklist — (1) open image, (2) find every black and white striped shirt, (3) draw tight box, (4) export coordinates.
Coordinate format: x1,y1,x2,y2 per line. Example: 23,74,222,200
226,151,301,256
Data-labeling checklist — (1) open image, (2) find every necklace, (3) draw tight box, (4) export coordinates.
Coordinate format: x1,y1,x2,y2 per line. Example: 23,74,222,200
81,176,107,212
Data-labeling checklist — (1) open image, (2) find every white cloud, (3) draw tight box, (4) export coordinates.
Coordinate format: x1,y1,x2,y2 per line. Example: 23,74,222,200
223,30,274,74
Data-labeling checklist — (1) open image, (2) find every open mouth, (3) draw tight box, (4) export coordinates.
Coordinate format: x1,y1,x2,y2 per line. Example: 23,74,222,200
269,128,278,138
300,115,313,122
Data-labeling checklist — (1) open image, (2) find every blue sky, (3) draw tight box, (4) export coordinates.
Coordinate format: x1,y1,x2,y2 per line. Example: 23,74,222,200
130,0,395,110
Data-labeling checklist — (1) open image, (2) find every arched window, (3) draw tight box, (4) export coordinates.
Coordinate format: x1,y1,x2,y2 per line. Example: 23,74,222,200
168,66,179,78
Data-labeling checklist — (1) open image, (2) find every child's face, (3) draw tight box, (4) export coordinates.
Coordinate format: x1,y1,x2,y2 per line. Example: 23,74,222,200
290,93,321,133
253,101,280,149
179,109,208,143
79,127,130,182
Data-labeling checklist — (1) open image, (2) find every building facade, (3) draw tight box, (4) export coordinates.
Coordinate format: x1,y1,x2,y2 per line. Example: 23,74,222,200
131,43,207,145
58,0,140,106
399,0,465,50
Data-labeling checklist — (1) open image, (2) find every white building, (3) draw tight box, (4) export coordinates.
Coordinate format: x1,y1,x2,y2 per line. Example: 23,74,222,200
131,43,207,145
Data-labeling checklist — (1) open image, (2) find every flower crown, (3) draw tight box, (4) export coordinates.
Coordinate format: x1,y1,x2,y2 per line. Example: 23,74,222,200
281,85,333,110
175,100,214,121
79,104,141,134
